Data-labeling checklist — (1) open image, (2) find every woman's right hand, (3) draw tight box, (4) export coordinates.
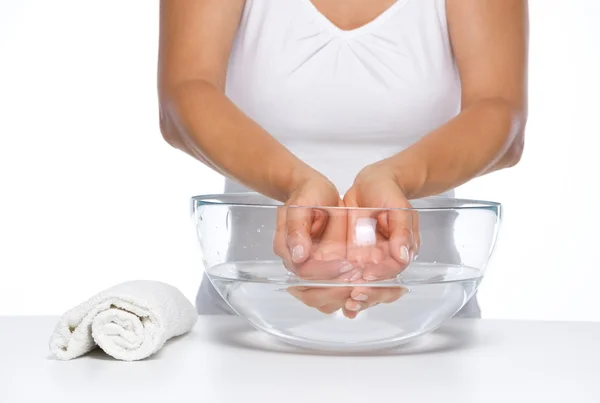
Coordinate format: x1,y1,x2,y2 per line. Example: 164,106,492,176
273,172,360,316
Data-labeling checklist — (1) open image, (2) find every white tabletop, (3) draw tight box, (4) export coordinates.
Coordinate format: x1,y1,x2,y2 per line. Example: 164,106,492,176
1,316,599,402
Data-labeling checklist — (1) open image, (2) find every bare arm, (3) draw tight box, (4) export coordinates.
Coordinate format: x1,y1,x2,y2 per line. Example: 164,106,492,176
158,0,317,201
379,0,529,199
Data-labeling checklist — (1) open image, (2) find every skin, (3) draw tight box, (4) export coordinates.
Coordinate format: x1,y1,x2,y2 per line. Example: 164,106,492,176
158,0,528,318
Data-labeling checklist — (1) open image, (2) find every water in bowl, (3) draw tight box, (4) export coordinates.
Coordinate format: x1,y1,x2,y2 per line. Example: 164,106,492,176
208,261,481,351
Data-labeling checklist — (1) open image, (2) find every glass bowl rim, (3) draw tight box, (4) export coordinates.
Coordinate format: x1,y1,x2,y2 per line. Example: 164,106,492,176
191,192,501,212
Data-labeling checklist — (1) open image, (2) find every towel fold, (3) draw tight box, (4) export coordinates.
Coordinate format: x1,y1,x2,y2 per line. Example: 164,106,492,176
49,280,198,361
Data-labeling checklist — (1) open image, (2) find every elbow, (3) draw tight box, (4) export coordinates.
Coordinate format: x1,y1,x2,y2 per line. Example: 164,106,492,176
505,134,524,167
157,92,214,168
487,95,526,169
504,110,527,168
157,79,212,151
158,100,183,150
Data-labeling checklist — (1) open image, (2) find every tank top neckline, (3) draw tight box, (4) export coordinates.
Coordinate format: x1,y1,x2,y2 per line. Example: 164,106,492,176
299,0,413,39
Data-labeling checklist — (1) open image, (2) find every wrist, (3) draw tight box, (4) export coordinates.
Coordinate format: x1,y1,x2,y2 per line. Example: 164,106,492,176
376,155,428,200
270,159,320,202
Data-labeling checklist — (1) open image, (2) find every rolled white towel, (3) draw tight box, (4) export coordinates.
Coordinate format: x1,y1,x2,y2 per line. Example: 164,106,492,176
49,280,198,361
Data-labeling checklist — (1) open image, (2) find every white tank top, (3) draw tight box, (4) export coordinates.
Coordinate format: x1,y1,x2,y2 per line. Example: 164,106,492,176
224,0,460,196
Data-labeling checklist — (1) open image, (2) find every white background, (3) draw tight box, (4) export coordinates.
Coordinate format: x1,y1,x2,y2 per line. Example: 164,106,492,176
0,0,598,321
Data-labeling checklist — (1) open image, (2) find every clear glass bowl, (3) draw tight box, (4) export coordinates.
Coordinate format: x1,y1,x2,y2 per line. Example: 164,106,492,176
191,193,501,352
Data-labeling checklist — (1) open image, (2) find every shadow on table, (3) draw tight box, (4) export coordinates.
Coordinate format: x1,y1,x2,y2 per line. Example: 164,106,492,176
207,318,486,357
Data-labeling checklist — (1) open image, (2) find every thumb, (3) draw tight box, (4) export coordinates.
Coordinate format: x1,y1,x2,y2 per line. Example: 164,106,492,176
388,208,414,267
286,205,315,264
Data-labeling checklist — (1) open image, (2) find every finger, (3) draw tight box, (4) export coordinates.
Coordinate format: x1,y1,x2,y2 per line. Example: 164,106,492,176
286,206,315,264
310,208,329,239
343,308,359,319
355,212,412,282
287,286,352,309
376,211,390,238
318,303,343,315
345,286,408,312
273,206,294,269
293,206,354,281
313,205,347,261
293,259,358,281
387,208,413,269
411,210,421,258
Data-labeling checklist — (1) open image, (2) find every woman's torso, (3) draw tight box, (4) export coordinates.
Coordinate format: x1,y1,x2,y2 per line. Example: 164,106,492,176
198,0,480,318
224,0,460,195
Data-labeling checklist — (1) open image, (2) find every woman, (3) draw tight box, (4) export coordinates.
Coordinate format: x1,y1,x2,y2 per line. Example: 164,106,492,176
158,0,528,318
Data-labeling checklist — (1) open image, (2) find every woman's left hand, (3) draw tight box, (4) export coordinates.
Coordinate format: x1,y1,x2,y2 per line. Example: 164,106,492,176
341,162,420,318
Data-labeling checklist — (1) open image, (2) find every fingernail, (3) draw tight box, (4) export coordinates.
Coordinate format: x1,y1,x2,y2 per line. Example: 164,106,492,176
349,271,362,282
353,293,368,302
291,245,304,263
339,264,354,274
400,245,410,263
363,275,378,281
348,303,362,312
